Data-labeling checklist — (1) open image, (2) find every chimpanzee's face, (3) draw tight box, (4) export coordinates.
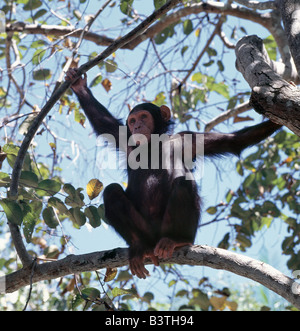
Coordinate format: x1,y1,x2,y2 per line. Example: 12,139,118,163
127,110,155,143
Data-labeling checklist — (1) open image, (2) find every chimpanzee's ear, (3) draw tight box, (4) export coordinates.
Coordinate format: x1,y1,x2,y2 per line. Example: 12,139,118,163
160,105,171,122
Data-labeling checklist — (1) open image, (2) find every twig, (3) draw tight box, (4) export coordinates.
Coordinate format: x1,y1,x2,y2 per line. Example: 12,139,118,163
23,258,37,311
180,17,225,88
56,0,113,85
204,100,251,132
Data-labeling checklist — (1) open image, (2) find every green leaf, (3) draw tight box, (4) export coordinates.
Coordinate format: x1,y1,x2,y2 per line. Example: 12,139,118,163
243,173,256,190
225,190,234,203
181,45,189,57
210,82,230,99
236,234,252,249
218,233,230,250
154,0,167,10
19,113,39,135
64,184,85,208
206,206,217,215
74,109,86,124
69,207,86,227
37,179,61,196
263,35,277,61
120,0,133,16
189,289,210,310
0,172,10,187
19,171,39,187
116,270,132,282
81,288,100,301
111,287,132,298
22,203,37,243
98,204,110,224
43,207,59,229
183,19,193,35
63,183,76,196
89,74,102,88
176,289,189,298
207,47,217,57
105,59,117,73
3,144,19,155
203,60,214,67
44,245,60,258
23,0,42,11
84,206,101,228
33,8,47,20
32,49,46,65
33,69,52,81
217,60,224,72
48,197,69,215
155,27,171,45
142,292,154,303
0,199,23,226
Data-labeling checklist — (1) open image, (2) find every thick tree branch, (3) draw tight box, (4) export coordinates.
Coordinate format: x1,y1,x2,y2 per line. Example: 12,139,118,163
2,245,300,309
6,22,116,48
235,35,300,136
3,2,275,50
278,0,300,77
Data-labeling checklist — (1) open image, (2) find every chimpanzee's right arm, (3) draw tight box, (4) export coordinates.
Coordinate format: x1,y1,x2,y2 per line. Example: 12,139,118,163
66,68,123,146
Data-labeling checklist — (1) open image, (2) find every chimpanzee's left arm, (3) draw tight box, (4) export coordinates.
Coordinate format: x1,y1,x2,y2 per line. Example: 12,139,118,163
181,120,282,158
203,120,282,157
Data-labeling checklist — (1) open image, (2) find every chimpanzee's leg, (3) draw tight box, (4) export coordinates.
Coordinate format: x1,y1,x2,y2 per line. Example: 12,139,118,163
103,183,159,278
154,177,201,259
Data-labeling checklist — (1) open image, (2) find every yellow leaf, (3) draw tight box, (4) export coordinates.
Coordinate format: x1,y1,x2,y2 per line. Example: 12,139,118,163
102,78,112,93
49,142,56,152
86,179,103,200
225,300,238,311
122,182,128,188
210,296,227,311
104,268,118,282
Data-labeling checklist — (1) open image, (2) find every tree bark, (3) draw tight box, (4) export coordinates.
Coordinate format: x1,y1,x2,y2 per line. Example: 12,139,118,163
2,245,300,309
278,0,300,77
235,35,300,136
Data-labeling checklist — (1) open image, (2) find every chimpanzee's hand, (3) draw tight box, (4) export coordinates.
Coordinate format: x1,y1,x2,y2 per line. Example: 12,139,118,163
65,68,87,94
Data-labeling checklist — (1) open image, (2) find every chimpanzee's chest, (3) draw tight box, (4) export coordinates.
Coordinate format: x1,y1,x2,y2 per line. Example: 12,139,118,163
126,169,171,220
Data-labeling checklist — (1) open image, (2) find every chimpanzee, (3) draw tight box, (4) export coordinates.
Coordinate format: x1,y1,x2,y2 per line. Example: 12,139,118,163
65,68,282,279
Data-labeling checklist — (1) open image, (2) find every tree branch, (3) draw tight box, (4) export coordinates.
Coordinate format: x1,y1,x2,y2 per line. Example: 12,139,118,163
4,1,274,51
278,0,300,77
2,245,300,309
204,101,252,132
235,35,300,136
